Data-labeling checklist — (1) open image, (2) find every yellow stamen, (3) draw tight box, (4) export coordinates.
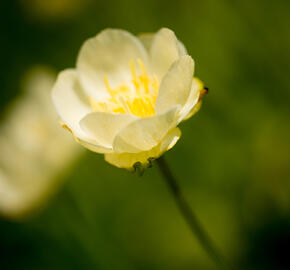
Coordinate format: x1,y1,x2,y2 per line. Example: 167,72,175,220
130,60,140,94
104,75,111,91
113,107,126,113
137,58,150,94
61,124,72,134
89,59,159,117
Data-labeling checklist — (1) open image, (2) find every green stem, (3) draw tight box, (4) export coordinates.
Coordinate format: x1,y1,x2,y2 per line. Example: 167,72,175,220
156,156,227,269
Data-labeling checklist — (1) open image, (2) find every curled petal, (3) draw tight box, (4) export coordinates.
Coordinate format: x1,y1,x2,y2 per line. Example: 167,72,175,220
178,77,204,122
52,70,114,151
105,128,181,169
51,69,91,138
182,82,208,121
80,112,137,148
156,56,194,115
113,105,181,153
139,31,187,56
75,137,113,154
150,28,187,79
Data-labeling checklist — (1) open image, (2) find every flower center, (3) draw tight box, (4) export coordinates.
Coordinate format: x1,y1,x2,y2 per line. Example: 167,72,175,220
89,59,159,117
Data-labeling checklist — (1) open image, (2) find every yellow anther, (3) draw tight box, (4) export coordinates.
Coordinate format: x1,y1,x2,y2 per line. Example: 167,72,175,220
135,99,145,116
130,60,137,78
144,96,155,115
137,59,147,76
90,60,160,117
118,96,129,113
113,107,126,113
118,85,130,93
61,124,72,134
130,60,140,94
104,76,111,91
137,59,150,94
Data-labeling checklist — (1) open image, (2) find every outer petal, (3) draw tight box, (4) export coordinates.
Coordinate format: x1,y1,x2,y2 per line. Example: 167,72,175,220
79,112,137,148
150,28,187,79
75,137,114,154
51,69,91,138
182,80,208,121
176,39,188,56
113,105,181,153
178,77,204,122
52,69,112,153
155,56,194,115
182,101,202,121
77,29,148,99
105,128,181,169
139,32,187,55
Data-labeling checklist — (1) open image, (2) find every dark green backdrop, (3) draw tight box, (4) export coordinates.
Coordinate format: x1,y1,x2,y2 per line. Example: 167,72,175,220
1,0,290,269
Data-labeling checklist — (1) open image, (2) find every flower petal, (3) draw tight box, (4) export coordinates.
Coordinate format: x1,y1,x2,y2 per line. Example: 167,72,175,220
178,77,204,122
139,32,187,55
155,56,194,115
77,29,148,99
150,28,186,79
51,69,91,138
176,39,187,56
75,137,113,154
113,106,180,153
105,128,181,169
182,79,207,121
52,69,113,152
80,112,137,148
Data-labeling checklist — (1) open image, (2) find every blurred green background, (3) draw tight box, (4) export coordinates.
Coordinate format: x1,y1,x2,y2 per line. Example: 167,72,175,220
1,0,290,269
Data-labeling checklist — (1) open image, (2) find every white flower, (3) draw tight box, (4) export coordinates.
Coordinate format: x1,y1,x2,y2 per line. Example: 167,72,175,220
0,67,83,218
52,28,206,169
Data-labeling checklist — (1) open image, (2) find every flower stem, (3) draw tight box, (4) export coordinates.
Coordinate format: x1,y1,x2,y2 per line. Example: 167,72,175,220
156,156,227,269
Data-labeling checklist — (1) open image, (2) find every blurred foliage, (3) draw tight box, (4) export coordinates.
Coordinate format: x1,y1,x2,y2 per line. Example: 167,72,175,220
1,0,290,269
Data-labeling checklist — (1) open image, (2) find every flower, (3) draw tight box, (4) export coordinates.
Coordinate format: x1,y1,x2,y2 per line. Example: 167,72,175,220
52,28,206,169
0,67,83,218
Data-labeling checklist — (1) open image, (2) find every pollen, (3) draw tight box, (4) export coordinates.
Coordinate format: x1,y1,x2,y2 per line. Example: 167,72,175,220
89,59,159,117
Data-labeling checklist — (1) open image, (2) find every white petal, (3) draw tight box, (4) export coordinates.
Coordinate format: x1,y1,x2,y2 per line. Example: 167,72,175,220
139,31,187,55
178,77,203,122
52,69,113,152
113,106,180,153
159,127,181,152
75,137,113,154
105,128,181,169
77,29,148,99
80,112,137,148
51,69,91,138
155,56,194,115
176,40,187,56
150,28,186,79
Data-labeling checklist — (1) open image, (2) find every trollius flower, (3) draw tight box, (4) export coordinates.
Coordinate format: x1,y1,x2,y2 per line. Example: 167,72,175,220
52,28,206,169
